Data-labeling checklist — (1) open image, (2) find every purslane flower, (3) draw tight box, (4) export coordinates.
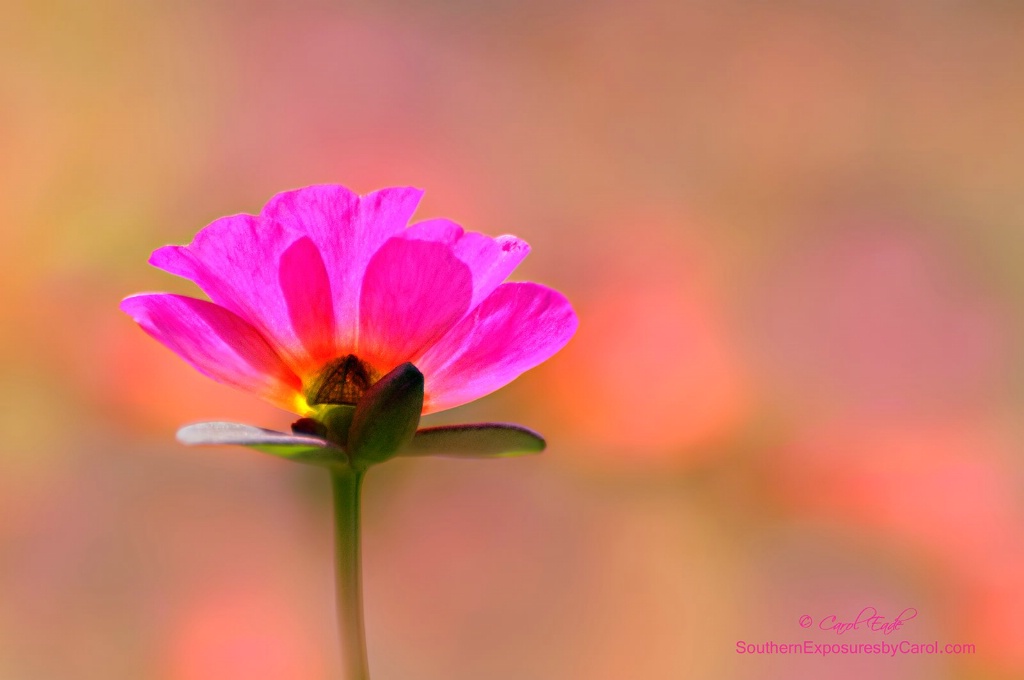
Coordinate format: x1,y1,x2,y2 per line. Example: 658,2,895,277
121,184,577,421
120,184,577,680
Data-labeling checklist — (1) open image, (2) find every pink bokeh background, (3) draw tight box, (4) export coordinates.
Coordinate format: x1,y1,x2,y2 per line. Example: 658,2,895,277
2,2,1022,678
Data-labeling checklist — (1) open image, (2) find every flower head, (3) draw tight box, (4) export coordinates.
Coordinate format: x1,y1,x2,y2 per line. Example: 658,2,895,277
121,185,577,420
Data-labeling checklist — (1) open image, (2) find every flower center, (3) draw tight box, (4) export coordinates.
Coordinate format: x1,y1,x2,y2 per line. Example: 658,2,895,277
306,354,379,406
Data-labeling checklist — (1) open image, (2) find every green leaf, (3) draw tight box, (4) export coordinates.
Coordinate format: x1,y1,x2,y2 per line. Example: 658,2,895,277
401,424,546,458
176,422,347,466
347,363,424,468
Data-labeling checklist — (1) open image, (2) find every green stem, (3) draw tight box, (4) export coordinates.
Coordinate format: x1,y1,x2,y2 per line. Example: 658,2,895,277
331,467,370,680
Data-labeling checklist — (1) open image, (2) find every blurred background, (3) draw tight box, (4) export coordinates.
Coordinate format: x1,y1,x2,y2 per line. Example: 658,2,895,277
2,1,1023,678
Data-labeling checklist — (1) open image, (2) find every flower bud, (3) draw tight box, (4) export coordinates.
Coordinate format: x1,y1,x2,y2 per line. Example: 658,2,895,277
347,362,424,468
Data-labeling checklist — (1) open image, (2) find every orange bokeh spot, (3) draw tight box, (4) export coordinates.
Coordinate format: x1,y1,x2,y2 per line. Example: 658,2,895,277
772,419,1024,673
163,587,324,680
551,279,749,468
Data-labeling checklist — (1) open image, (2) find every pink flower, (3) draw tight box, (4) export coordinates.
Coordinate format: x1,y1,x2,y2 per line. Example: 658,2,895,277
121,185,577,417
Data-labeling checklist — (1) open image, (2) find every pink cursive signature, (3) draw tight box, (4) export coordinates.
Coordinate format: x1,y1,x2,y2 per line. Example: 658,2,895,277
818,607,918,635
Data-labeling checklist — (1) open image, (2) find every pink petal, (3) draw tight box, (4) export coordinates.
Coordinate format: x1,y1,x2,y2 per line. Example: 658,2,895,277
261,185,424,350
418,282,578,413
149,217,335,377
278,236,336,371
120,294,302,411
358,237,474,371
401,219,530,310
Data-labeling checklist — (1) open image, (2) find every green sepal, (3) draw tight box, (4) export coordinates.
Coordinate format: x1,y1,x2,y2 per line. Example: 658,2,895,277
347,362,424,469
400,423,545,458
176,421,347,467
312,404,357,447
